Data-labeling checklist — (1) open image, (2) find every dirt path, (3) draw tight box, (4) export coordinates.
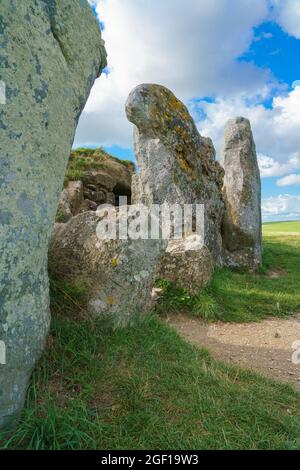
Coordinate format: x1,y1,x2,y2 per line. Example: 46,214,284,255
167,314,300,388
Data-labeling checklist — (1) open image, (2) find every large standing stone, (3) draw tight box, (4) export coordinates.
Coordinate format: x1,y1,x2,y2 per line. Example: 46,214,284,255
0,0,106,429
49,211,166,326
221,117,262,269
125,84,225,263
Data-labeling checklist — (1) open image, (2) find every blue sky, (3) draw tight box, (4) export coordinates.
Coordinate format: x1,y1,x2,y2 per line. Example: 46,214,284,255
244,21,300,202
76,0,300,222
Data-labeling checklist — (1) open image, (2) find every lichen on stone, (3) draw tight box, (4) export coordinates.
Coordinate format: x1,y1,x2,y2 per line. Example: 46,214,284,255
0,0,107,430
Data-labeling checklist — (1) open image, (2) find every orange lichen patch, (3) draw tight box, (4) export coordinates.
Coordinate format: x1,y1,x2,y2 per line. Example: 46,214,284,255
178,157,193,173
201,160,210,176
106,296,116,306
174,126,189,142
111,257,119,268
149,84,191,126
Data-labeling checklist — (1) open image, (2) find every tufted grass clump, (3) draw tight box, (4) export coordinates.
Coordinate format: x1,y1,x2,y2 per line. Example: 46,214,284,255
155,279,221,321
48,255,88,319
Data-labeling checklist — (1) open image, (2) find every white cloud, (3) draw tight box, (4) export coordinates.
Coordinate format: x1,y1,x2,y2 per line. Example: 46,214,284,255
78,1,300,223
195,86,300,177
262,194,300,221
258,154,300,178
75,0,270,147
277,174,300,187
272,0,300,39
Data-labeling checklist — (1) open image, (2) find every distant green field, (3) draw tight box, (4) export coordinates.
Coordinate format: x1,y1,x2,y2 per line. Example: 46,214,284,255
263,220,300,234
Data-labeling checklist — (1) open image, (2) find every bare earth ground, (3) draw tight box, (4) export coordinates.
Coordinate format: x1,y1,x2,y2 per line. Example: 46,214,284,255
167,313,300,388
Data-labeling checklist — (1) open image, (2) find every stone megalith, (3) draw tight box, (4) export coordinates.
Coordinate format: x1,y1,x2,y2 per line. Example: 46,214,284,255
125,84,225,263
0,0,106,429
221,117,262,269
49,211,166,326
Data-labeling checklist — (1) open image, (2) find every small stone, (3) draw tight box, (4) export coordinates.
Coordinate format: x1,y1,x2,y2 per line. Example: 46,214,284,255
157,239,214,296
86,184,97,191
151,288,164,302
78,199,98,213
94,191,107,204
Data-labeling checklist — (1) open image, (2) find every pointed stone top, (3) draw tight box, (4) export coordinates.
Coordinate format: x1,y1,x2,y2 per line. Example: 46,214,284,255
126,83,196,138
223,116,255,154
228,116,250,125
126,83,221,182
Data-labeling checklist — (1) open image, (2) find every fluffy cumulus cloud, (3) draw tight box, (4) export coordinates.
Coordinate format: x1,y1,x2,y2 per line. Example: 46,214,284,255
75,0,270,147
272,0,300,38
277,174,300,187
195,85,300,177
76,0,300,221
258,154,300,178
262,194,300,221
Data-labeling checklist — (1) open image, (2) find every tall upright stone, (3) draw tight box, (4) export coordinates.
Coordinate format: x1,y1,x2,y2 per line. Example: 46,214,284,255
125,84,225,262
221,117,262,270
0,0,106,429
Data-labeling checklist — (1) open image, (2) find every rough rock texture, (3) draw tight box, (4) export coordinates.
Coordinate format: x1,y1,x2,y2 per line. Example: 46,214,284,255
125,84,225,262
57,181,84,222
78,199,98,214
81,155,132,204
56,151,133,222
157,237,214,296
0,0,106,429
49,212,166,326
221,117,262,269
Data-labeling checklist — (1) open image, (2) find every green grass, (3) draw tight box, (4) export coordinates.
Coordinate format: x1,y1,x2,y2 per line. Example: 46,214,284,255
65,148,135,183
1,314,300,450
1,234,300,450
263,220,300,234
156,235,300,322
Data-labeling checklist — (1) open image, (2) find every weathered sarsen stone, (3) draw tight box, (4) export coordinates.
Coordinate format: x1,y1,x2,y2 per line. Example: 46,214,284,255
49,211,166,326
157,237,214,296
221,117,262,269
126,84,223,295
0,0,106,429
125,84,225,263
